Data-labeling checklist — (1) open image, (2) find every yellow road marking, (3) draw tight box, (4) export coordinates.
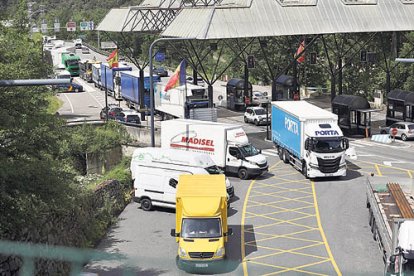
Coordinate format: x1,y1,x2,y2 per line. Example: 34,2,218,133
311,181,342,275
245,203,314,219
249,191,314,205
265,259,332,276
245,212,317,229
249,260,329,276
246,231,325,247
409,170,413,178
249,242,325,261
241,160,283,275
374,164,383,176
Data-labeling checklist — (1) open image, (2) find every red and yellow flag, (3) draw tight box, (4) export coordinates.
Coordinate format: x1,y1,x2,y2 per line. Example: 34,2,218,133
107,49,119,68
295,41,305,63
164,60,186,92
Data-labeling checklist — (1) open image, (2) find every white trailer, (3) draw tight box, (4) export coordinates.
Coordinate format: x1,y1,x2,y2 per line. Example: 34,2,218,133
155,83,217,121
161,119,268,179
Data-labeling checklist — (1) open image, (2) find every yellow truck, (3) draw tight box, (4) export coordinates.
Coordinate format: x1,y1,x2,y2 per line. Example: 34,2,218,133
170,174,232,272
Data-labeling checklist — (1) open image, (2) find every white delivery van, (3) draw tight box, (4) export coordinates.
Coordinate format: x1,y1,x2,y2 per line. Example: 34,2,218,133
130,147,234,211
161,119,268,179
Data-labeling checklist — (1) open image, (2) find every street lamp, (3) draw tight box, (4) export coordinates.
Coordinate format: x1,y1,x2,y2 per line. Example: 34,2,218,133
149,37,196,147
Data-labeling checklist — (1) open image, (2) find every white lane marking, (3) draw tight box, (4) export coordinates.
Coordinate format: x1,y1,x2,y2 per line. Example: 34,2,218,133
262,149,279,157
383,161,408,166
357,154,376,157
63,93,74,113
349,142,365,148
87,90,104,108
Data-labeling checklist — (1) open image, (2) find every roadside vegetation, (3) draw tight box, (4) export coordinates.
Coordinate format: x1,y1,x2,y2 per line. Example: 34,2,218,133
0,14,132,255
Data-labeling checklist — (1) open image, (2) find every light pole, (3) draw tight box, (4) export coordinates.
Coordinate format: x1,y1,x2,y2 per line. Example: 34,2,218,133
149,37,196,147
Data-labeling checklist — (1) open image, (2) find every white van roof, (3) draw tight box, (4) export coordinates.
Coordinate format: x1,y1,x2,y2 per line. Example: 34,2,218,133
131,147,216,168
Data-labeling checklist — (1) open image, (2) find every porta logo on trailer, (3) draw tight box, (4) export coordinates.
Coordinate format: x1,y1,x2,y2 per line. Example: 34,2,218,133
315,130,339,136
285,117,299,136
169,131,215,152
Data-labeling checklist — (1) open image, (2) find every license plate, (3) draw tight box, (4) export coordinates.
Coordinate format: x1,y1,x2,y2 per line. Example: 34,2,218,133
195,263,208,268
326,173,334,177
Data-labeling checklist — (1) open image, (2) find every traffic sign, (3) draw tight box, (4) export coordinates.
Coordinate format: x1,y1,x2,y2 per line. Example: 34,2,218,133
41,23,48,34
80,22,89,31
54,22,60,32
66,21,76,32
391,128,398,137
155,52,165,62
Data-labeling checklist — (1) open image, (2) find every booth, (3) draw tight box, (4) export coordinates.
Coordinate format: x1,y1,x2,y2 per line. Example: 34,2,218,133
226,78,252,111
272,74,299,101
386,89,414,125
332,95,373,137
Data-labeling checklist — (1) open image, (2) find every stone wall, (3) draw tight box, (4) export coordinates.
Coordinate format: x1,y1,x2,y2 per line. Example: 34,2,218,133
86,146,123,175
0,180,131,276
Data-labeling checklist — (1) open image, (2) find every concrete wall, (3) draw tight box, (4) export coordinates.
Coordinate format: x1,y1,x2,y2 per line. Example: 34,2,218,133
123,126,160,147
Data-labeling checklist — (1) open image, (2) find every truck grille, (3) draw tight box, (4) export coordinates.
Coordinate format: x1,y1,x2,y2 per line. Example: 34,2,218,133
317,157,341,173
189,252,214,259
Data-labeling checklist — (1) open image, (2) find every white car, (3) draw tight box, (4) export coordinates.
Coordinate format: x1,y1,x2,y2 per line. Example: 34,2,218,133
244,106,271,126
252,91,269,106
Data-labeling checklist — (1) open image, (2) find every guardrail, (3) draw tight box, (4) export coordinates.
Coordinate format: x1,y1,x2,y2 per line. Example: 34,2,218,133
0,240,134,275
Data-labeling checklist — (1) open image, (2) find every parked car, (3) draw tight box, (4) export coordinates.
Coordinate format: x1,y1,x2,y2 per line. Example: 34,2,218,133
153,67,168,77
54,81,84,93
251,91,269,106
379,122,414,141
244,106,271,126
186,76,205,86
115,110,141,126
81,47,90,54
100,105,123,120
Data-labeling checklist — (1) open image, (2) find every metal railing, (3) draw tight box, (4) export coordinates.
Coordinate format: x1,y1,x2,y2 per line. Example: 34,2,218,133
0,240,135,276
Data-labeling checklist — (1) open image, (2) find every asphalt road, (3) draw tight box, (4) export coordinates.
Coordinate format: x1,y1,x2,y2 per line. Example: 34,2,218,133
53,42,414,275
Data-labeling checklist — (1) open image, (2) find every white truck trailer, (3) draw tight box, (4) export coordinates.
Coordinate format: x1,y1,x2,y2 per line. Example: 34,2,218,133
366,177,414,275
155,83,217,121
271,101,349,178
161,119,268,180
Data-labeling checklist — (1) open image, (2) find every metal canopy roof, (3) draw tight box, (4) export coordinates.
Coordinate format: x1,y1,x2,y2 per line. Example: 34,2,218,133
161,0,414,39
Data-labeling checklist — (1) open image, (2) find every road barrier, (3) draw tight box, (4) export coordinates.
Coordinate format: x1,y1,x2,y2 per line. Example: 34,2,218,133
371,134,392,144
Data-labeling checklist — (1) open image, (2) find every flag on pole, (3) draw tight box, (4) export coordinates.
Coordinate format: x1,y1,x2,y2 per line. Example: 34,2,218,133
107,49,119,68
295,41,305,63
164,60,187,92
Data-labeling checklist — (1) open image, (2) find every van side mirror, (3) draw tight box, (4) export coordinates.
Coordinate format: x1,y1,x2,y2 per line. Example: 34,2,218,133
224,228,233,236
389,255,396,264
170,229,179,237
342,138,349,150
169,179,178,188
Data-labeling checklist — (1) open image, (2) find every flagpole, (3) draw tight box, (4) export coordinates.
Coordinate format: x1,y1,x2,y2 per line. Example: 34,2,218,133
149,37,196,147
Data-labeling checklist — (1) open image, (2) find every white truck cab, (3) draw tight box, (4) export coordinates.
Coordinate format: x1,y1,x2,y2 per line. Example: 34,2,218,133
302,123,348,178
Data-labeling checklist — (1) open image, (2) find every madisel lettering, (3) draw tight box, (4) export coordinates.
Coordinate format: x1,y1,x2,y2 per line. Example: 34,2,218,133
181,137,215,146
315,130,339,136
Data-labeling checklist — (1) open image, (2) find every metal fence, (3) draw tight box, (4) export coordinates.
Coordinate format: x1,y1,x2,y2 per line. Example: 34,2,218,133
0,240,135,276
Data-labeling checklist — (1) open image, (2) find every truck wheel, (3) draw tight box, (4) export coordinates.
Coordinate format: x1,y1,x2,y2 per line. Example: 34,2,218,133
244,116,248,123
282,149,289,164
302,162,308,178
402,134,407,141
254,119,259,126
140,198,152,211
75,88,79,93
238,168,249,180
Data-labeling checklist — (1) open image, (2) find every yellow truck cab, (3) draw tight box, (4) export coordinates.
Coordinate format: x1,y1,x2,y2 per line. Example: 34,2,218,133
171,174,232,272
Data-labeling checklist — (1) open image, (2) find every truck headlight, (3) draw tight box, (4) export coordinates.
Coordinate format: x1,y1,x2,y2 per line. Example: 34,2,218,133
179,247,187,257
215,247,225,257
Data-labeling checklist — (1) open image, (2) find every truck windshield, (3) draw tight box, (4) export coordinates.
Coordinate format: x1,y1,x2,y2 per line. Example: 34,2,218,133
313,138,343,153
205,165,223,175
239,144,260,157
181,218,221,239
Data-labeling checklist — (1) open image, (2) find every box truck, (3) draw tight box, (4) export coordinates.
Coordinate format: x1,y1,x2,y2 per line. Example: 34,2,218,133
130,147,234,210
366,176,414,275
161,119,268,179
100,63,132,95
272,101,349,178
119,71,161,109
171,174,232,272
155,83,217,121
